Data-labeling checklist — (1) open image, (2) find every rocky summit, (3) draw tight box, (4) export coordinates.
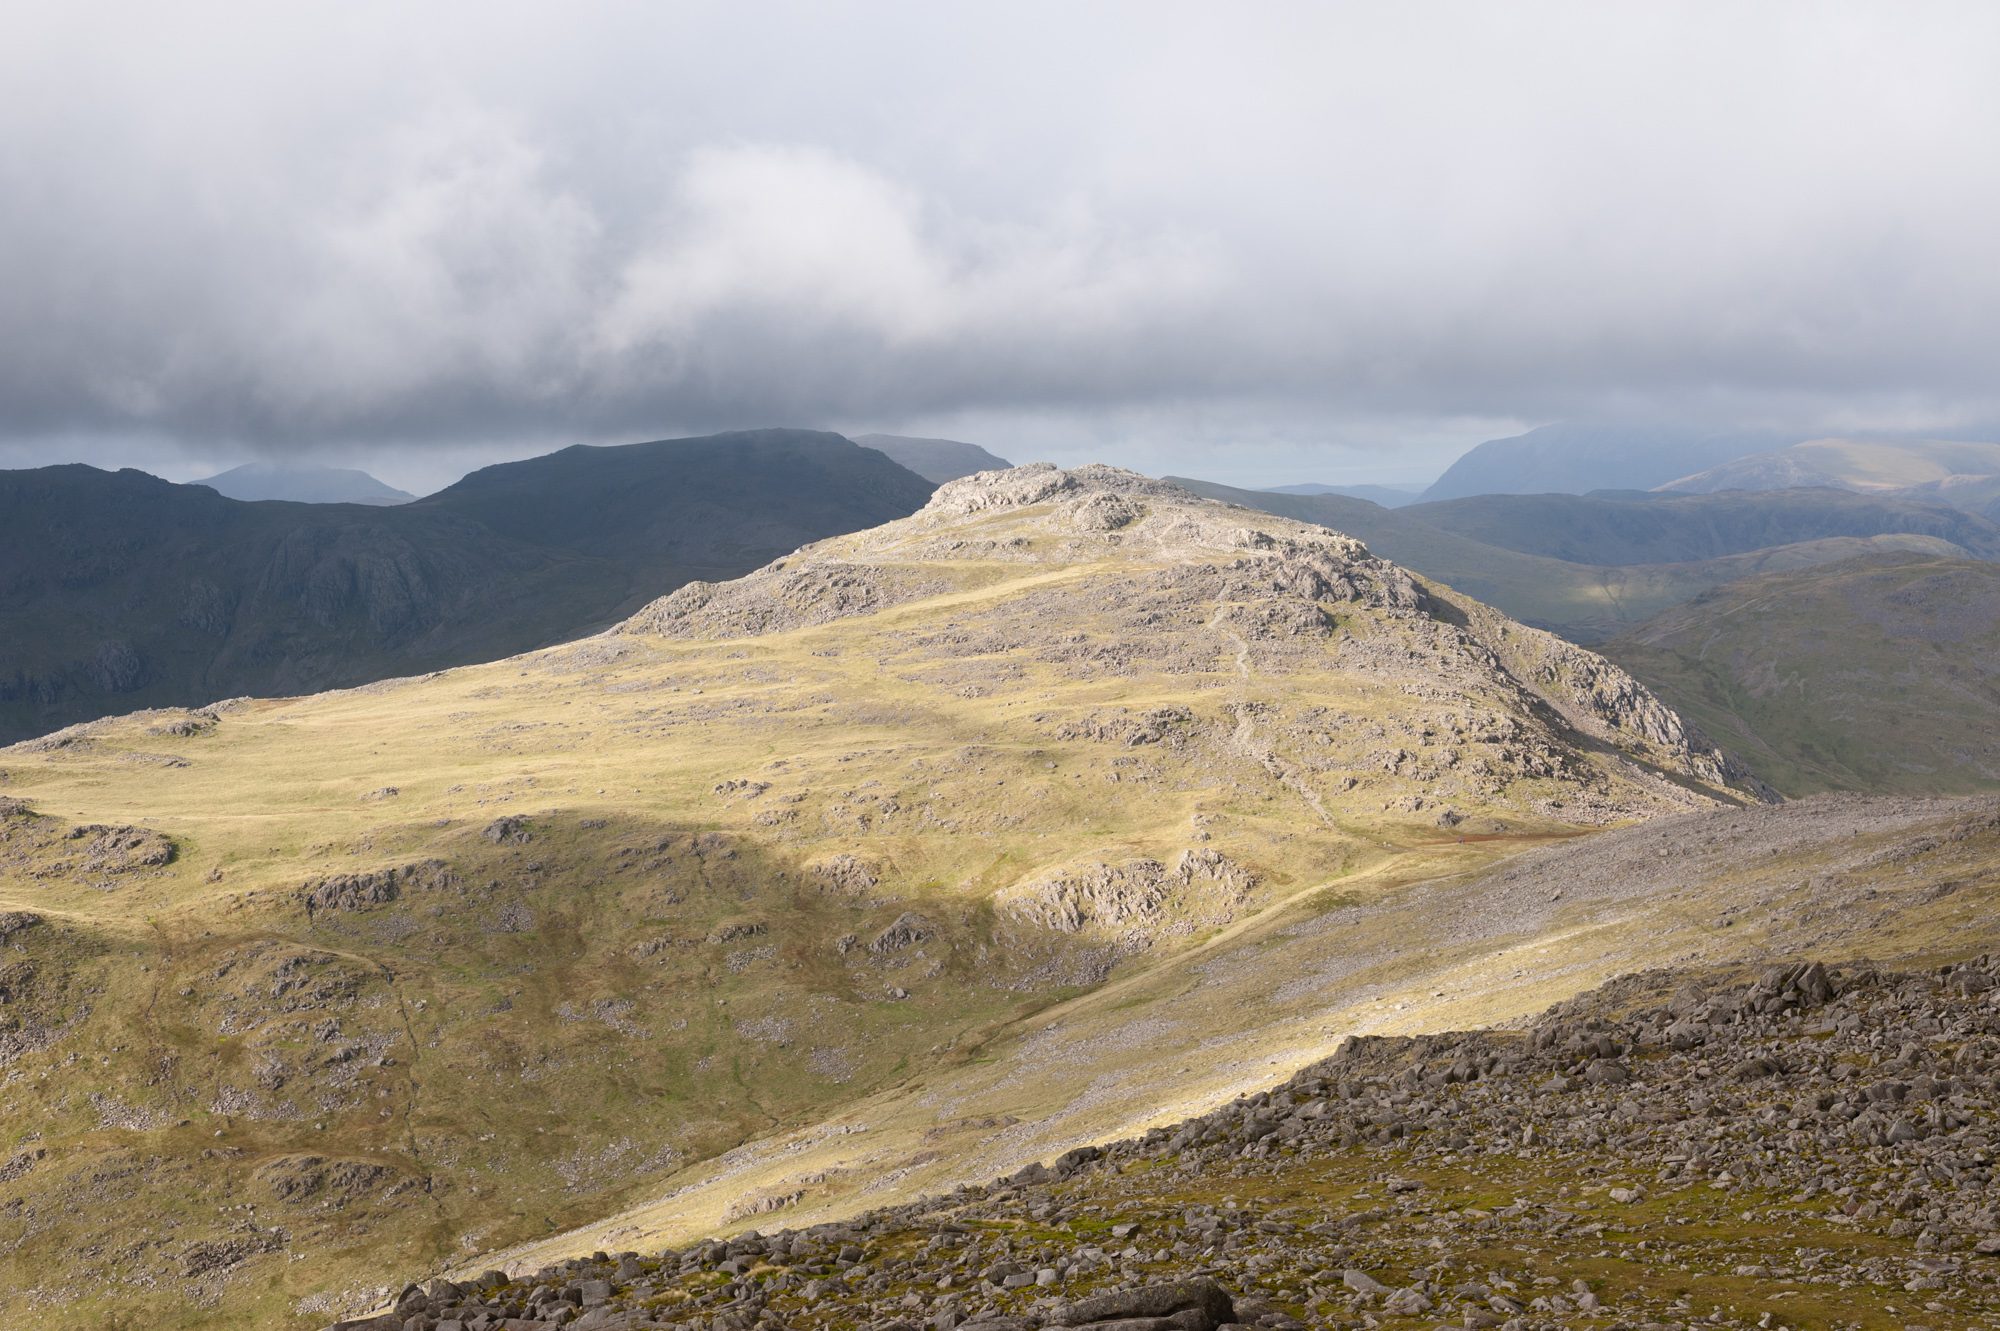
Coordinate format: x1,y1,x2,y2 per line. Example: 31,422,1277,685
323,951,2000,1331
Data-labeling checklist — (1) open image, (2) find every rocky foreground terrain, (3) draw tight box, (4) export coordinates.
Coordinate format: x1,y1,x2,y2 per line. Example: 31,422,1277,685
331,926,2000,1331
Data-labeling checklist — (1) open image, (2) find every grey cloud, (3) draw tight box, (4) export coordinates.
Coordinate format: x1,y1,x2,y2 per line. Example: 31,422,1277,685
1,1,1997,471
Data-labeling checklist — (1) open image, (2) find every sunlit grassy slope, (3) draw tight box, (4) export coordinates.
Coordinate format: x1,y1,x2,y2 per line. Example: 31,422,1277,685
0,465,1774,1326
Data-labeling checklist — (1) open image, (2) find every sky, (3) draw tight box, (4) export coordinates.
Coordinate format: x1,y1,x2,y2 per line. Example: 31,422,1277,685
2,1,1997,493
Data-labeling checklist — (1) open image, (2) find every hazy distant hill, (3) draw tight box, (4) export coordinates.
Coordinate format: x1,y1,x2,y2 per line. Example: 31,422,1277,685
1606,553,2000,794
194,460,417,504
1396,487,2000,564
1659,438,2000,510
1903,472,2000,522
851,432,1012,482
1421,422,1792,500
1170,476,1981,641
1262,481,1423,507
0,430,934,742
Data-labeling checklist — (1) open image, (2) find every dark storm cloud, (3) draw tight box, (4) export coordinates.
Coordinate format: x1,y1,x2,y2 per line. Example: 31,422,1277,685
2,1,1997,469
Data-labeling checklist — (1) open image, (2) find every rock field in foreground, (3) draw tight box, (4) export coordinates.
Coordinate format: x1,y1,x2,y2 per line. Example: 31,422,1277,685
329,953,2000,1331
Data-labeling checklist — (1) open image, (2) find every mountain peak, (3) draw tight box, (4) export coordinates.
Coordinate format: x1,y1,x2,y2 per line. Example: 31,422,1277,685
622,462,1753,802
195,460,416,505
920,460,1185,514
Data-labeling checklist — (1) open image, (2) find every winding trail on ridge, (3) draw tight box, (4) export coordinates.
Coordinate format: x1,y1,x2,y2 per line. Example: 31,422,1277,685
1207,604,1337,830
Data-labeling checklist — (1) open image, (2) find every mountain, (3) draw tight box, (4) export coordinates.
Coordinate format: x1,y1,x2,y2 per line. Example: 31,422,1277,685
850,433,1013,482
1394,486,2000,565
1659,437,2000,510
1169,476,1976,641
1420,422,1792,500
1261,481,1423,507
1899,470,2000,522
0,465,1767,1327
1603,552,2000,795
0,430,935,744
195,461,418,505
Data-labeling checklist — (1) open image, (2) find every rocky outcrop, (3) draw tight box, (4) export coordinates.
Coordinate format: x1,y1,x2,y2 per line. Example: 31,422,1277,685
1000,851,1255,943
870,912,937,955
61,823,175,872
808,853,880,898
918,463,1191,520
297,859,456,918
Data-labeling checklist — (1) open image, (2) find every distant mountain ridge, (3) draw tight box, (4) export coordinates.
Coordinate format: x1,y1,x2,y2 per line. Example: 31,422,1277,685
851,432,1012,482
1658,438,2000,521
195,460,416,505
1395,486,2000,565
0,430,935,743
1262,481,1423,507
1421,422,1797,500
1169,476,1995,641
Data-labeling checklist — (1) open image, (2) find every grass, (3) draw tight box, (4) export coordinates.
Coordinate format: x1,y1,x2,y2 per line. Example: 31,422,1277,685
730,1143,1961,1331
1606,553,2000,795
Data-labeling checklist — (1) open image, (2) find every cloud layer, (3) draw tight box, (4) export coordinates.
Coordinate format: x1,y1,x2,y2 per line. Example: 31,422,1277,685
3,1,1997,472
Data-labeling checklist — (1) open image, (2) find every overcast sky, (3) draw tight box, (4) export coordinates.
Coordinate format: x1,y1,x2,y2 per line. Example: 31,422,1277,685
3,1,1997,491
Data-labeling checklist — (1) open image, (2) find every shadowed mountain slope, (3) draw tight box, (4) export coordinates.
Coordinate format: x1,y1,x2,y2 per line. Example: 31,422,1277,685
0,465,1764,1327
851,433,1013,482
0,430,935,743
1604,552,2000,795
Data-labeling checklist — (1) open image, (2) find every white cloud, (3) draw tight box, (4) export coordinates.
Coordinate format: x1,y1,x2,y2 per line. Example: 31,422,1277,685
0,0,1997,475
